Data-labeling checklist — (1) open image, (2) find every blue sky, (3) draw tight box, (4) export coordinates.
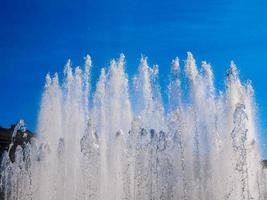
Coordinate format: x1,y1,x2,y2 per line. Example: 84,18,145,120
1,0,267,155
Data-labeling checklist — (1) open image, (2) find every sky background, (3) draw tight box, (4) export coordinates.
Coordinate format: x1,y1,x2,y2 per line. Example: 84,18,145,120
1,0,267,157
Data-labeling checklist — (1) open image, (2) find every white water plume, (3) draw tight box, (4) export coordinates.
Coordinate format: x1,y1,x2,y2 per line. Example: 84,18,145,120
0,52,264,200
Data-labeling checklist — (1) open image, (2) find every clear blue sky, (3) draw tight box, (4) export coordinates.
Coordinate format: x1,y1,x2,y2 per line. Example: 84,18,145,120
0,0,267,155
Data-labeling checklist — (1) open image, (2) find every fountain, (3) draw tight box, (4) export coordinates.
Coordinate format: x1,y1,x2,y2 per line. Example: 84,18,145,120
0,52,264,200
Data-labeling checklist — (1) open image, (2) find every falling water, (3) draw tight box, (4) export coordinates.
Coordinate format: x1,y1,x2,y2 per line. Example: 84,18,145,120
0,53,264,200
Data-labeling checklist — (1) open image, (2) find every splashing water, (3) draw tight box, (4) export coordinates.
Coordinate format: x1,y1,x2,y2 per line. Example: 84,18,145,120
0,53,264,200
